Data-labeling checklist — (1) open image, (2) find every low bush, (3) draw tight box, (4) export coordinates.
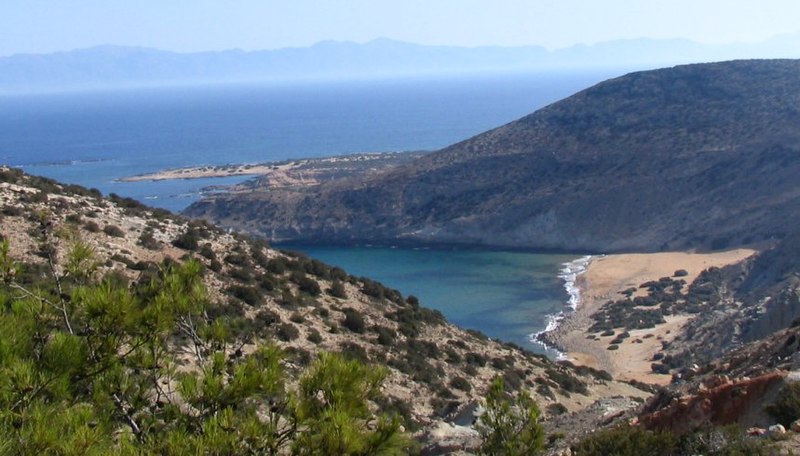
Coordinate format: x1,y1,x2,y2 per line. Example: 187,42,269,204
266,257,287,274
328,280,347,298
339,342,369,364
83,221,100,233
138,228,160,250
307,329,322,344
199,243,216,260
342,308,366,333
172,227,201,250
545,368,588,395
374,325,396,346
253,309,281,328
465,352,487,367
572,425,678,455
766,382,800,426
296,275,322,296
227,285,261,306
276,323,299,342
449,376,471,392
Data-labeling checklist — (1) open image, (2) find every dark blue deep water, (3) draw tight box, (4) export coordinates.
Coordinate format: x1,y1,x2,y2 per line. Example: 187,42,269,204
0,71,611,352
0,72,612,212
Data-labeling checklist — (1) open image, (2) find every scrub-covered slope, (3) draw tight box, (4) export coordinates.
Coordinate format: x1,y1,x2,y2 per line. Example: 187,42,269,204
187,59,800,252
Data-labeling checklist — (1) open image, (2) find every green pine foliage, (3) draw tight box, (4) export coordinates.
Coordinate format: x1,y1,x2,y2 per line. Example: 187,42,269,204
476,376,545,456
0,238,411,455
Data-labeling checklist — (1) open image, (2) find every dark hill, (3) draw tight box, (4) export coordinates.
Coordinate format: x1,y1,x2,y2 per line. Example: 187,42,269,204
185,60,800,252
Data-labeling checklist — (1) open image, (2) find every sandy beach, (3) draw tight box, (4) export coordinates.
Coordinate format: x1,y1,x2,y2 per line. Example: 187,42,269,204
546,249,757,385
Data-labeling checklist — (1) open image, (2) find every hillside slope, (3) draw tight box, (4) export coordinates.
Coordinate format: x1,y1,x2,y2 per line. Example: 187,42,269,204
0,167,651,452
186,59,800,252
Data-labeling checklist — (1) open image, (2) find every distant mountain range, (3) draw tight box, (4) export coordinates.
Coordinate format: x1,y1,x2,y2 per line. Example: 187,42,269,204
185,59,800,253
3,35,800,93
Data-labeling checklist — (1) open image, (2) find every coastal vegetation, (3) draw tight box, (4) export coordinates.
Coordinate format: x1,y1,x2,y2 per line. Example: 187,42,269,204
1,167,634,453
5,58,800,453
0,228,559,453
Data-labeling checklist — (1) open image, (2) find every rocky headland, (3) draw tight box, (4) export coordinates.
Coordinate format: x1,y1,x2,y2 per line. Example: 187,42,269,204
186,59,800,253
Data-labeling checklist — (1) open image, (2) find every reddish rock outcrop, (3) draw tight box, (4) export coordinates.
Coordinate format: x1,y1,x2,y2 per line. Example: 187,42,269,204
638,372,787,434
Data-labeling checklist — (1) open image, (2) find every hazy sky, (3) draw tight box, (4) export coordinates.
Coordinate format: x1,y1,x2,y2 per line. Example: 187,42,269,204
2,0,799,56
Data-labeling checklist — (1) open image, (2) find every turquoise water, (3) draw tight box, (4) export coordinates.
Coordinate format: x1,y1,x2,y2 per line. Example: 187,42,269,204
283,245,576,355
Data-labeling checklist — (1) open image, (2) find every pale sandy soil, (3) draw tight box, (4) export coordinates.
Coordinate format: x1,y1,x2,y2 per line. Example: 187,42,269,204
118,163,284,182
549,249,757,385
117,153,403,184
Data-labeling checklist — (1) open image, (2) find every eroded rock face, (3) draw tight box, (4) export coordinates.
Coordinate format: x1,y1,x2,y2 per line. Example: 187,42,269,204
638,372,787,434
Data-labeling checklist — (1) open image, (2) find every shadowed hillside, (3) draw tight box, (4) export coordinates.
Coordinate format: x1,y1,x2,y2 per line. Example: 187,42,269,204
186,59,800,253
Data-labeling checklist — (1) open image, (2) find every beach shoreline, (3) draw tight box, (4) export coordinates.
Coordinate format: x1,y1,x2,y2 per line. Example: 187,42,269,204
540,249,757,385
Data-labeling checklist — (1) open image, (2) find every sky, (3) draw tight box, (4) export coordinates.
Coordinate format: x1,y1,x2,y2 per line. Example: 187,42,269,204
2,0,800,56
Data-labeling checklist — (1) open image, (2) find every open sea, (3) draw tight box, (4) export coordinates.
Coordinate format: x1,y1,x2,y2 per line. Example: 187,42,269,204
0,70,614,353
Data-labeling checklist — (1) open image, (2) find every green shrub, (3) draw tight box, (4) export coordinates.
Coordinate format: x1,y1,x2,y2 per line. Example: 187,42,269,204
465,352,487,367
254,309,281,328
224,253,249,266
339,342,369,364
172,229,199,250
545,368,588,395
228,267,254,283
307,329,323,344
199,243,216,260
83,221,100,233
102,224,125,238
227,285,261,306
304,259,331,279
257,274,277,291
280,290,300,309
266,258,287,274
276,323,299,342
444,348,462,364
449,376,471,392
572,425,678,456
138,228,160,250
342,308,366,333
374,326,396,346
766,382,800,426
65,213,82,224
1,205,23,216
477,377,545,455
328,280,347,298
296,276,321,296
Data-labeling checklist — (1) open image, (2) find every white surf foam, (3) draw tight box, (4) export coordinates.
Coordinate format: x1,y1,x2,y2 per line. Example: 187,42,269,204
529,255,593,359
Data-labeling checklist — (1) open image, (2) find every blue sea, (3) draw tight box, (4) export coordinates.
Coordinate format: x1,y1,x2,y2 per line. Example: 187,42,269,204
0,71,612,353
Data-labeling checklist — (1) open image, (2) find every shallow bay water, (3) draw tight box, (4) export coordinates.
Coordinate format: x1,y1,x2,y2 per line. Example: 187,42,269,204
283,245,577,354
